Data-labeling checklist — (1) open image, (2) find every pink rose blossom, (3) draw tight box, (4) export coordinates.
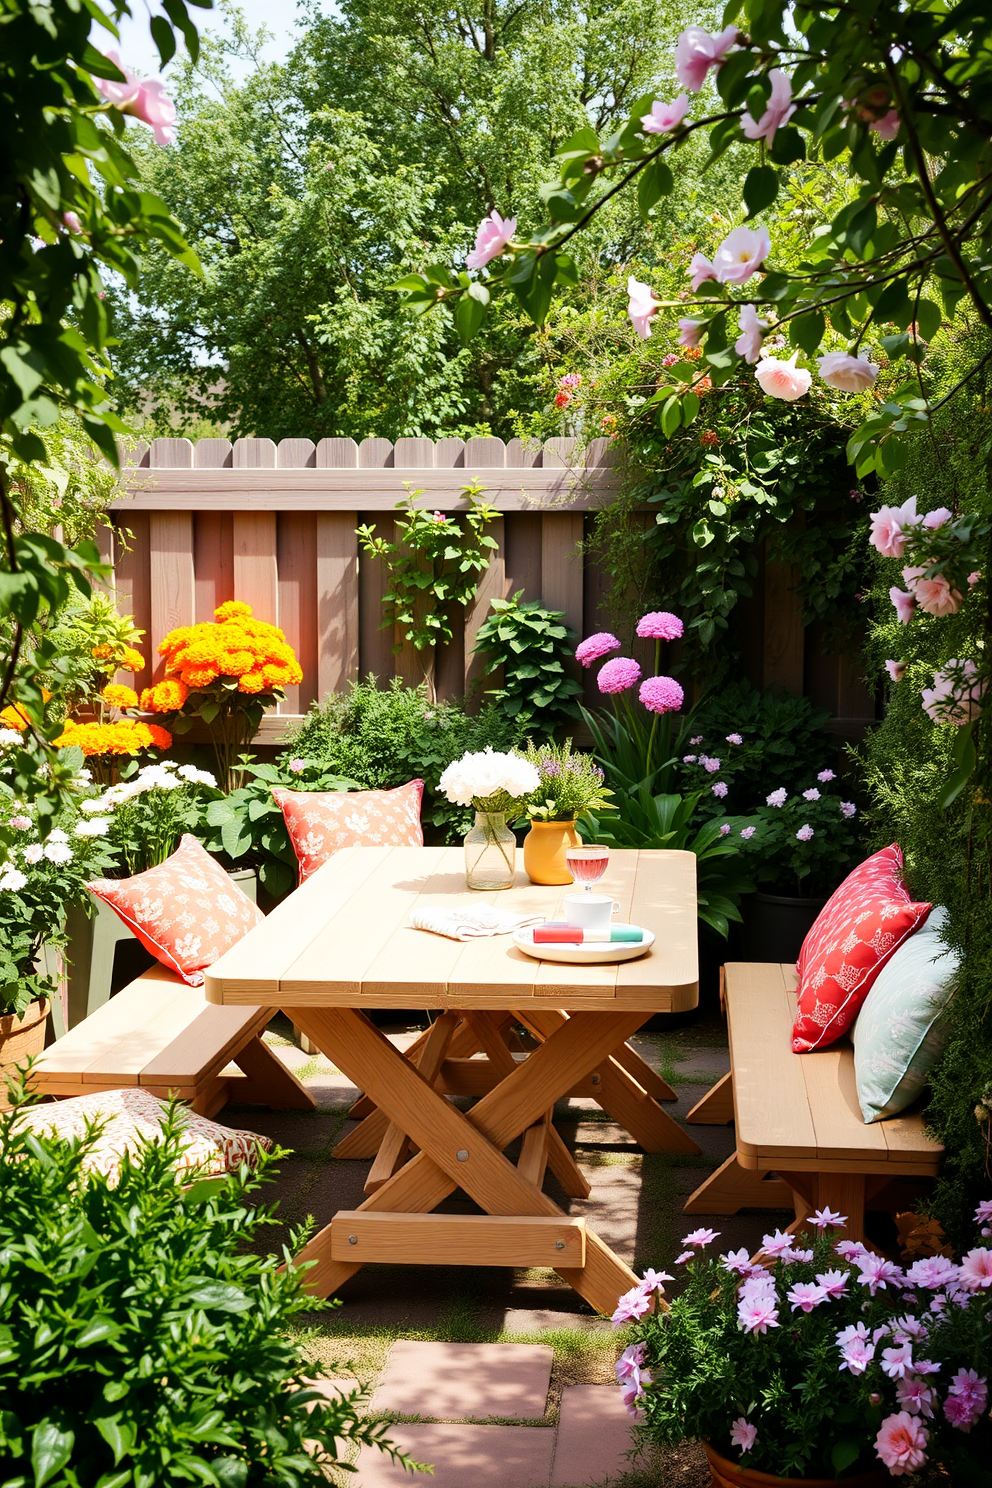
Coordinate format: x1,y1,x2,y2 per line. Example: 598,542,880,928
958,1246,992,1291
639,676,685,714
637,610,683,640
885,659,907,682
713,226,772,285
755,352,811,401
597,657,642,694
817,351,879,392
870,496,920,556
890,587,917,624
674,25,738,92
875,1412,928,1473
467,211,517,270
735,304,768,364
575,632,620,668
869,109,901,140
730,1418,757,1453
641,94,690,133
628,276,659,339
678,317,705,348
921,660,984,726
922,507,953,528
907,570,963,617
688,252,717,291
741,69,796,147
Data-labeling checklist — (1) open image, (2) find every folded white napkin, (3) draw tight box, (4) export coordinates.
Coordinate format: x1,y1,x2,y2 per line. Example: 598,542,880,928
409,905,546,941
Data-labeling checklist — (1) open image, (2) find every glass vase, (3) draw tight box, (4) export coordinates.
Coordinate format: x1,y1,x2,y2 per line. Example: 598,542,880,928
464,810,516,890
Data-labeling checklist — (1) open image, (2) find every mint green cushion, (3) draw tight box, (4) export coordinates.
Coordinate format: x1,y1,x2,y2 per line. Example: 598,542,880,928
852,906,957,1123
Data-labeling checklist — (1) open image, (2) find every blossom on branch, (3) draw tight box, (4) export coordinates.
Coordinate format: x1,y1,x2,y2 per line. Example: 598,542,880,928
467,211,517,270
741,69,796,147
688,252,717,291
735,304,768,363
755,352,811,401
817,351,879,392
641,94,689,133
627,275,659,339
712,225,771,285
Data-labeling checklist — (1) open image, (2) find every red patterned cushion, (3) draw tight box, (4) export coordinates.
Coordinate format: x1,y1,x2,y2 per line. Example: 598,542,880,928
88,835,263,986
273,781,424,883
792,845,931,1052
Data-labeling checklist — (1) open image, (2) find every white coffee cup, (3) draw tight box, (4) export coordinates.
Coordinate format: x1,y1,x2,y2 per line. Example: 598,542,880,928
564,893,621,932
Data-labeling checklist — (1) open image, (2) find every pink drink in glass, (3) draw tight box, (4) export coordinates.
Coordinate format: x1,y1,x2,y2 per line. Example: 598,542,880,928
565,845,610,890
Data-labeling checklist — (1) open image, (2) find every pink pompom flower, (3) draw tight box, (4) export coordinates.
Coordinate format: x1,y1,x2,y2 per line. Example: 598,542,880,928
726,732,743,745
575,632,620,667
741,68,796,148
674,24,738,92
597,657,642,694
875,1412,929,1474
637,611,683,641
641,94,690,133
467,211,517,270
795,824,814,842
640,676,684,714
712,780,728,798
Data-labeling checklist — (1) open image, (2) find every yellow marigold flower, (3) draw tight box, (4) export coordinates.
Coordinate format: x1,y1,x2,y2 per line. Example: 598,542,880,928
122,647,146,672
139,687,154,710
90,645,114,660
181,668,218,688
238,670,268,694
101,684,139,709
214,600,254,622
0,705,29,731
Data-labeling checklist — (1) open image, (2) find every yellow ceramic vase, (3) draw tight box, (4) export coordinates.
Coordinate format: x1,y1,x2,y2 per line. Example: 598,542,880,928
522,819,582,885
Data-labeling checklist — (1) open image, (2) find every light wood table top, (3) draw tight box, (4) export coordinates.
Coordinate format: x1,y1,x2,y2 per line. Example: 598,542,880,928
205,845,699,1012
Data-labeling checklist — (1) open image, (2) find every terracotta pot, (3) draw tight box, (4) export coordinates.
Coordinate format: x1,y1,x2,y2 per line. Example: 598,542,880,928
0,997,50,1108
523,819,582,885
703,1442,887,1488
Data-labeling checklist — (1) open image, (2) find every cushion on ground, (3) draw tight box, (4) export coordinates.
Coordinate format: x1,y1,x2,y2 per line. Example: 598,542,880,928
87,835,263,986
853,905,957,1122
792,844,931,1053
273,780,424,883
11,1086,271,1181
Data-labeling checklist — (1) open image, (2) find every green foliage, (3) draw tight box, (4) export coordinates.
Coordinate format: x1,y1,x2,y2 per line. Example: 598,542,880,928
588,784,752,937
0,1092,411,1485
201,760,357,901
522,740,614,822
580,702,685,797
728,784,861,898
286,679,537,842
472,593,583,731
629,1225,992,1481
42,594,145,717
357,490,499,660
86,760,223,877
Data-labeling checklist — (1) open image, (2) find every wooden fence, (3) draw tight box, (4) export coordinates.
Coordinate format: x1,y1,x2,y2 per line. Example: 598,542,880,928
107,434,876,741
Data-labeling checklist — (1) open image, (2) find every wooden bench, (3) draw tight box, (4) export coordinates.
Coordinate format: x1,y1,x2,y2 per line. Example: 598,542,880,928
32,967,315,1119
684,962,943,1241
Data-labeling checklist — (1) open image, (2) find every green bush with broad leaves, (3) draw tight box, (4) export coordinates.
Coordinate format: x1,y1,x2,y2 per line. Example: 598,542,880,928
0,1086,412,1486
471,592,583,731
588,784,753,937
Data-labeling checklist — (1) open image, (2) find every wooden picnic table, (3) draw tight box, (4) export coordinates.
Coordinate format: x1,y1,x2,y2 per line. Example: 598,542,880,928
205,844,700,1316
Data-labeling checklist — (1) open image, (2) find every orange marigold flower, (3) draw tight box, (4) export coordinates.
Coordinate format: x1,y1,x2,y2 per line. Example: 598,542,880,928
90,645,114,660
238,670,268,694
181,668,219,688
214,600,254,622
53,719,163,757
145,724,172,750
101,683,139,709
147,679,189,712
0,705,29,731
139,687,155,710
121,646,146,672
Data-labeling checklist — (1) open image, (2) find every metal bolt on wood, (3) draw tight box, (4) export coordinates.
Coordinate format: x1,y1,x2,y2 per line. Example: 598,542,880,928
456,1149,469,1161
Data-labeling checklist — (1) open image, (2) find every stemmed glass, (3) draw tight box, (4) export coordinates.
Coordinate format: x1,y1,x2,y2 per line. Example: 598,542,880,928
564,844,610,891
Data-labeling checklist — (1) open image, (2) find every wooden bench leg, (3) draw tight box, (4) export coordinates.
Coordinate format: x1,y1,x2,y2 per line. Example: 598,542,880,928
686,1071,734,1125
231,1036,316,1110
684,1153,794,1215
817,1173,867,1243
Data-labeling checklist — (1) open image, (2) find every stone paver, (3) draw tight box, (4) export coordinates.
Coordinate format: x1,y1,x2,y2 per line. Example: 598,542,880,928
550,1385,639,1487
358,1423,556,1487
373,1340,552,1420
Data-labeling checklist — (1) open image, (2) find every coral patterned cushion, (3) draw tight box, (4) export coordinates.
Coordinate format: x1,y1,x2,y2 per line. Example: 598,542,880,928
273,780,424,882
12,1087,270,1182
87,834,263,987
792,844,931,1053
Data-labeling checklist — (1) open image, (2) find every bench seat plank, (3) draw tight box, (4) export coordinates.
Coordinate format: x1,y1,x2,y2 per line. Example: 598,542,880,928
34,971,196,1085
139,1003,269,1086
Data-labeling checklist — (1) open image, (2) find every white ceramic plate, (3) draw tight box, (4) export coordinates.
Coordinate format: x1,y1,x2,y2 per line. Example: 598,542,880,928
512,925,655,964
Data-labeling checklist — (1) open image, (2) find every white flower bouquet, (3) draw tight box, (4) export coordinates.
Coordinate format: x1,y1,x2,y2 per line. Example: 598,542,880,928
437,747,539,815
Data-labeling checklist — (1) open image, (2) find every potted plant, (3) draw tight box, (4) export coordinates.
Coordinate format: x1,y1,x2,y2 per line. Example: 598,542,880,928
520,740,615,884
437,747,539,889
0,789,114,1097
727,776,862,962
615,1204,992,1484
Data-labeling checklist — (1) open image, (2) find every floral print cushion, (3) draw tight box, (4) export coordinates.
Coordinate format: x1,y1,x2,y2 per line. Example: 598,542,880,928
273,780,424,882
87,834,263,986
792,844,931,1053
12,1086,271,1182
852,906,956,1122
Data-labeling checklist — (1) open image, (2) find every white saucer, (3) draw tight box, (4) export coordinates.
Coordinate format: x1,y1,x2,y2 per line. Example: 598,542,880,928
512,925,655,964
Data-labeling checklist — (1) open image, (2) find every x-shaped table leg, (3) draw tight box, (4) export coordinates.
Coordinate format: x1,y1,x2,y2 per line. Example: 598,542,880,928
286,1004,652,1316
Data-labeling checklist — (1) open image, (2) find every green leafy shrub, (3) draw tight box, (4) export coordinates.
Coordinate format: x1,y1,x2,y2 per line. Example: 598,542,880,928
286,679,536,841
0,1093,410,1486
471,593,583,731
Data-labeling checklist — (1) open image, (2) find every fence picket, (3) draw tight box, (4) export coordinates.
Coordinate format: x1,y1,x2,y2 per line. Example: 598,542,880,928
149,513,194,681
